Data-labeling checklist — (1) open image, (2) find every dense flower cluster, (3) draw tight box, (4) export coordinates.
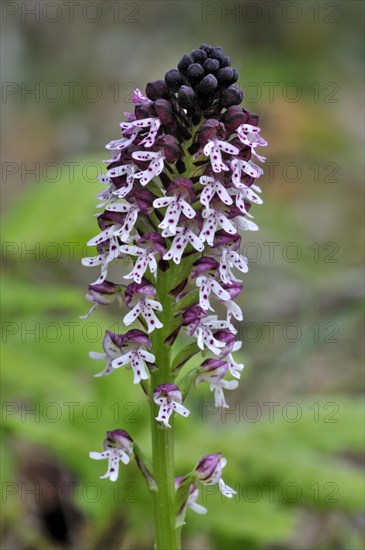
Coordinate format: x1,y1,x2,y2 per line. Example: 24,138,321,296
84,44,267,517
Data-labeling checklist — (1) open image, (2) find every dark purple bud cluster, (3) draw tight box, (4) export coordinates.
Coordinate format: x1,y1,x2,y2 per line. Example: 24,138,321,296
159,44,243,123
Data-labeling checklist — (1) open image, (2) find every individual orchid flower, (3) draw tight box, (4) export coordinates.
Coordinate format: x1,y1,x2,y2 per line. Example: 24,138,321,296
132,150,165,185
203,139,239,172
163,225,204,264
153,384,190,428
200,208,237,246
231,156,264,183
219,282,243,324
120,244,157,283
225,340,245,379
229,184,263,216
195,453,236,497
153,179,196,236
82,237,121,285
218,248,249,284
195,275,231,311
89,330,124,377
89,429,134,482
236,123,267,162
80,280,121,319
89,329,151,378
95,173,118,208
123,281,163,334
199,175,233,210
112,345,154,384
120,117,161,148
183,307,233,354
105,202,141,242
123,298,163,333
108,163,138,199
196,358,238,408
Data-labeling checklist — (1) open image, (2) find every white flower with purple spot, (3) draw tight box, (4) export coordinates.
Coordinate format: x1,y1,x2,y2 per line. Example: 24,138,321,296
195,453,236,498
218,248,248,284
105,203,140,242
120,244,158,284
112,347,154,384
88,330,124,377
199,175,233,210
82,232,121,285
229,184,263,215
231,157,264,183
200,208,236,246
203,139,239,173
89,429,133,482
132,150,165,185
153,195,196,236
194,316,233,355
153,384,190,428
236,123,267,162
195,275,231,311
124,297,163,334
120,117,160,148
226,341,244,379
196,358,238,408
163,227,204,264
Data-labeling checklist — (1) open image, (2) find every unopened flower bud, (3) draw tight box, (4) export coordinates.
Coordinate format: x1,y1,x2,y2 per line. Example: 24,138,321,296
220,55,231,68
220,85,244,107
216,67,233,83
191,48,207,64
154,99,174,125
198,119,225,146
178,85,196,109
210,48,225,64
196,74,218,96
156,134,180,163
222,105,249,133
187,63,205,83
177,54,193,74
203,58,219,73
145,79,169,100
231,68,239,83
165,69,184,92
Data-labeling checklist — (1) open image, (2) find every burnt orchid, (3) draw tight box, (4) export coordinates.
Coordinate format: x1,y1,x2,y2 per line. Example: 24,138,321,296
82,44,267,549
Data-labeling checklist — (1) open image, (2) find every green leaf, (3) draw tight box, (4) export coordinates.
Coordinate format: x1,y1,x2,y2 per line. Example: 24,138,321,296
173,289,199,314
172,343,200,375
176,367,200,400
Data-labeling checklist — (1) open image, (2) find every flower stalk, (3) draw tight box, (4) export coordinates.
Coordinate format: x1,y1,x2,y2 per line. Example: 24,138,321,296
83,43,267,549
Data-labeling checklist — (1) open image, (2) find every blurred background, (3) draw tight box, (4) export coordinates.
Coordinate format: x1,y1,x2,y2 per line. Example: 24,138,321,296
1,1,364,549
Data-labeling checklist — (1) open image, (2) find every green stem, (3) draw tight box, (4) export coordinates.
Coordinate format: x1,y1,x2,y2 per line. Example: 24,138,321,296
150,266,181,550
